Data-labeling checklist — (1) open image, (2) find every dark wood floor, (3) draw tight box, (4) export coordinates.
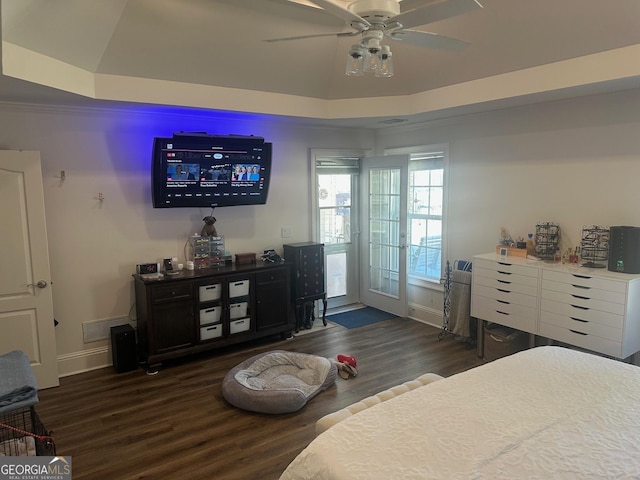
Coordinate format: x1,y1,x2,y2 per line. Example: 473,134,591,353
36,318,485,480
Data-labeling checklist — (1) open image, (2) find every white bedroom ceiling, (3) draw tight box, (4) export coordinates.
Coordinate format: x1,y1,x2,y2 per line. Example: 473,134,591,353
1,0,639,127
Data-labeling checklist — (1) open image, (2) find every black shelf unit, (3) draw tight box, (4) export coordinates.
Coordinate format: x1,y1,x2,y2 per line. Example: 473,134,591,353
283,242,327,332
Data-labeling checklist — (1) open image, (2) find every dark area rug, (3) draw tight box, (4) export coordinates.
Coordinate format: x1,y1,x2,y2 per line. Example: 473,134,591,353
328,306,398,329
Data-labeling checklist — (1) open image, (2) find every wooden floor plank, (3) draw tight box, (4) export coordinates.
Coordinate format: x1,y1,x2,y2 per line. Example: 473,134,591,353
36,318,484,480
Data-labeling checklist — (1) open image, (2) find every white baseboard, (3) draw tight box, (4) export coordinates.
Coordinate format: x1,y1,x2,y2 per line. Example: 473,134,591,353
56,346,112,377
407,303,442,329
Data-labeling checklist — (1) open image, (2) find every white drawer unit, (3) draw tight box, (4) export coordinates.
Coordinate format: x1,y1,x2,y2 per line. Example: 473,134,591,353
471,256,540,334
473,253,640,359
540,268,628,358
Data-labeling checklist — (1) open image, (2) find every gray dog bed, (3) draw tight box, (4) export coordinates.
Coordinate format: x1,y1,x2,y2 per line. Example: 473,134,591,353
222,350,337,414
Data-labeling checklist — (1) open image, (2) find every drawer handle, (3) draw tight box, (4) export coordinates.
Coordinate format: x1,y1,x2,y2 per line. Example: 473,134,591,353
497,262,512,266
233,282,245,286
497,271,512,275
205,308,217,313
570,317,588,323
571,284,590,290
571,294,590,300
496,310,510,316
497,300,510,305
571,304,589,310
497,280,512,284
572,274,592,280
204,286,218,290
569,329,588,336
496,289,511,293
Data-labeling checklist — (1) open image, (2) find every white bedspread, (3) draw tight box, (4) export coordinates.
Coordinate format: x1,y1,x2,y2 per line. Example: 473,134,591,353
280,346,640,479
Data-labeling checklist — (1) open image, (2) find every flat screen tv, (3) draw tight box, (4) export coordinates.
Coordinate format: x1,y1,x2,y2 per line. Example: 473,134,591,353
151,133,272,208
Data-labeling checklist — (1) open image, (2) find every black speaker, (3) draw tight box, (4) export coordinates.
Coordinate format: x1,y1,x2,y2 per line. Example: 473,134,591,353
111,325,137,373
608,226,640,274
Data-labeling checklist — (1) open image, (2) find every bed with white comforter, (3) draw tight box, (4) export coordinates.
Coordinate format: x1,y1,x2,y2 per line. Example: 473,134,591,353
280,346,640,479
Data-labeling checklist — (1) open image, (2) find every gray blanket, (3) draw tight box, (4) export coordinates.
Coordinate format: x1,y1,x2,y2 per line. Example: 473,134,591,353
0,350,39,413
449,270,472,338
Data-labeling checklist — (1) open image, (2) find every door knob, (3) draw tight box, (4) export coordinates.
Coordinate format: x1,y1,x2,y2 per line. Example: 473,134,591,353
28,280,48,288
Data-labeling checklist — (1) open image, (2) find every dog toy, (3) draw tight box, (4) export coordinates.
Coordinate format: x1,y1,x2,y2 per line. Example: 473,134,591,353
201,216,218,237
336,354,358,379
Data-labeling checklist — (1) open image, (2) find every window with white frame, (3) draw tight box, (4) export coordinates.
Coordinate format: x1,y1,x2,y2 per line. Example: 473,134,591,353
385,146,447,284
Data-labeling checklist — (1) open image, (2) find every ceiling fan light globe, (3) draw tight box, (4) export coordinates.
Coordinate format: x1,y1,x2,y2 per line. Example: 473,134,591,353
376,45,393,77
345,51,365,76
363,50,381,72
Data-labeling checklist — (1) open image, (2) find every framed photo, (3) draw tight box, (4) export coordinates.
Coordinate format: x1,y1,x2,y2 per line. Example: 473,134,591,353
499,247,508,257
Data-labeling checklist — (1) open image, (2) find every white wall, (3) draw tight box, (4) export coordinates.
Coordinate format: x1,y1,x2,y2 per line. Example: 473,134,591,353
378,88,640,325
4,87,640,376
0,103,373,375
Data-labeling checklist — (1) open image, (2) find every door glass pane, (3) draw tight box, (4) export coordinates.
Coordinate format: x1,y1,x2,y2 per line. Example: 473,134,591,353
318,174,352,245
326,252,346,298
368,167,400,298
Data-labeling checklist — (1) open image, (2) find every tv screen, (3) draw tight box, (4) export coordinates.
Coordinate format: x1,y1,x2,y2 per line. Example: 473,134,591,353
151,133,272,208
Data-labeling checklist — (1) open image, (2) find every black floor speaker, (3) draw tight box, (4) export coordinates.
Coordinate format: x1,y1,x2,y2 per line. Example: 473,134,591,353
111,324,137,373
608,226,640,274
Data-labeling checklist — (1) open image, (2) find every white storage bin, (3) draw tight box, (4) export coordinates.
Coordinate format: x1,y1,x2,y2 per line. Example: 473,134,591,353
199,283,221,302
230,318,250,334
229,280,250,298
199,306,221,325
200,324,223,341
229,302,248,320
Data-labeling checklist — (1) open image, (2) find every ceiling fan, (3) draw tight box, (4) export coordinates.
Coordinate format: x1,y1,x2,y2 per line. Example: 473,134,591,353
266,0,483,77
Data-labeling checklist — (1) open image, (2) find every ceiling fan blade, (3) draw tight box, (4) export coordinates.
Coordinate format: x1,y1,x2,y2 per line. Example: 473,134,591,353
265,31,358,42
388,29,469,51
389,0,482,30
304,0,370,28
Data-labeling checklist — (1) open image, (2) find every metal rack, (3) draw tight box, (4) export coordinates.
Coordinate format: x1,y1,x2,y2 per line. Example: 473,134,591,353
534,222,560,259
580,225,609,268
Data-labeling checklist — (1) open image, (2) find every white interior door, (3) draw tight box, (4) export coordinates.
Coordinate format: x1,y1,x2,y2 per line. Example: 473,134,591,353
0,151,58,388
360,155,409,317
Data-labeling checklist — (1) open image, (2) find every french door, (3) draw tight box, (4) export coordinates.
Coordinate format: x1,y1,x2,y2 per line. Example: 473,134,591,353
313,153,360,310
360,155,409,317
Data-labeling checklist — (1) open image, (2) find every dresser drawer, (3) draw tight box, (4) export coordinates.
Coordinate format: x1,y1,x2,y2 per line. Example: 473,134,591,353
474,258,539,278
540,311,623,342
473,272,538,297
539,322,622,358
471,295,537,333
541,279,626,304
473,266,538,287
152,284,192,302
472,284,538,309
541,289,625,315
541,298,624,329
543,270,626,294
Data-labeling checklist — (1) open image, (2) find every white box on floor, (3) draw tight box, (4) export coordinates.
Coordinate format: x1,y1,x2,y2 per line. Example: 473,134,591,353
230,318,250,334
